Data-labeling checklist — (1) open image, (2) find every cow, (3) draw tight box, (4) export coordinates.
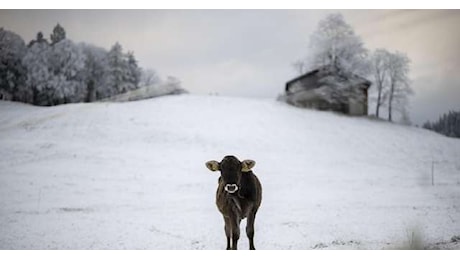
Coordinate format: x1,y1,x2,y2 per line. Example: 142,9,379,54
205,155,262,250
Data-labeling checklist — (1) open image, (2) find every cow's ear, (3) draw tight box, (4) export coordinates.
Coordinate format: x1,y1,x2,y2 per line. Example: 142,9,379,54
242,160,256,172
205,160,220,172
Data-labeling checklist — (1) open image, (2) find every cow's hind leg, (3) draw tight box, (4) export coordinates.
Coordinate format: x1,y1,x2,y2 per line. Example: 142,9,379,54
246,211,257,250
224,217,231,250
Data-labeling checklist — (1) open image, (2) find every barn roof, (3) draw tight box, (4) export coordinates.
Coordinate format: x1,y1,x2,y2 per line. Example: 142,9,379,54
286,68,321,87
286,65,371,92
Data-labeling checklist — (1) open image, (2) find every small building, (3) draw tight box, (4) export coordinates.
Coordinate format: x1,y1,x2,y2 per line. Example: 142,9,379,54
282,65,371,116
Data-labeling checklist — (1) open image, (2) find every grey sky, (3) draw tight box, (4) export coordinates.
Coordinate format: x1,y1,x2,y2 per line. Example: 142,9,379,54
1,10,459,125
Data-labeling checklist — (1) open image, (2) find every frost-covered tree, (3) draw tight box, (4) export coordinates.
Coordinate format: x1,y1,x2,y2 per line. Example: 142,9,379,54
126,51,141,90
307,13,369,77
105,43,142,95
22,40,52,105
28,31,49,47
23,38,86,105
79,43,110,101
139,68,160,88
0,28,27,101
48,39,86,104
3,26,178,105
386,51,412,122
50,23,66,45
284,13,371,109
107,42,130,94
164,76,187,95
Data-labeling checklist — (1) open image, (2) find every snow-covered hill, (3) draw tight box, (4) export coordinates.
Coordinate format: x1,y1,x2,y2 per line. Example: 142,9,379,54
1,95,459,249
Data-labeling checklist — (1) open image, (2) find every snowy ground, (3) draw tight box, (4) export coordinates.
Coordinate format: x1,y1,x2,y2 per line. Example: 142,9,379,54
1,95,459,249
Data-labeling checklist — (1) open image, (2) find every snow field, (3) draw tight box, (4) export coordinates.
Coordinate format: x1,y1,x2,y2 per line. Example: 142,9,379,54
0,95,459,249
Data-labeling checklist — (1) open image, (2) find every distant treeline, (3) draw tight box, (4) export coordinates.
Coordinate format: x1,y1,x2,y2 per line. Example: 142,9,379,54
0,24,183,106
423,110,460,138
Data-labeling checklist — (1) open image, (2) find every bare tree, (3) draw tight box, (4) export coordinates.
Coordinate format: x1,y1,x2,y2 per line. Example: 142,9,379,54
139,68,160,88
386,51,412,122
370,49,413,122
371,49,390,118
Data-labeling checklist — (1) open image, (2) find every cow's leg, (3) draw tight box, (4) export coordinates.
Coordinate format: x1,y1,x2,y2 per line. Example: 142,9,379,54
224,216,231,250
246,211,257,250
231,217,241,250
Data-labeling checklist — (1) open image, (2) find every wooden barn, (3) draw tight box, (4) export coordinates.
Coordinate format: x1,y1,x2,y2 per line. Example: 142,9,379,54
282,65,371,116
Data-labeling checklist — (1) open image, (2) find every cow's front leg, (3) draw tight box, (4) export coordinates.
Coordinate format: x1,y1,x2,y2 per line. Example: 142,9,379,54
224,216,231,250
231,217,241,250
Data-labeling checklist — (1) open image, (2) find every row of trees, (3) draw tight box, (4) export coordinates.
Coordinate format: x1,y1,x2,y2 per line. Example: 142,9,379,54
371,49,412,122
1,24,178,106
423,111,460,138
292,13,413,122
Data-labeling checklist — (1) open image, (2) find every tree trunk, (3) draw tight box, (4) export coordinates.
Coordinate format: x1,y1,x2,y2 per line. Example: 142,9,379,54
33,87,38,105
374,68,385,118
388,82,394,122
376,86,382,117
86,80,95,102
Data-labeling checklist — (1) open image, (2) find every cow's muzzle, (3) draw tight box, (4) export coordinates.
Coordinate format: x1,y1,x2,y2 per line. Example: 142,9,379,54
224,184,239,193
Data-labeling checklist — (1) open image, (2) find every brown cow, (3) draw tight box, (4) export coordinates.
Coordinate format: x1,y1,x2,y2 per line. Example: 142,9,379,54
205,155,262,250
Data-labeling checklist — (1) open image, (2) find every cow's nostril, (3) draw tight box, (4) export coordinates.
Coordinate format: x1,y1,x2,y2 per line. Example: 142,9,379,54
224,184,238,193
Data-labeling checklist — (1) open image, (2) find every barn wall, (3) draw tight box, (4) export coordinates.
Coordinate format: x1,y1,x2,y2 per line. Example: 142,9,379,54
349,100,365,115
285,75,370,116
345,86,369,116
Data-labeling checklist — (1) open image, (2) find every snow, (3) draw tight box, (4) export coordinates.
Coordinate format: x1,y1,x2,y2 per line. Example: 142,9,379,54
0,95,459,249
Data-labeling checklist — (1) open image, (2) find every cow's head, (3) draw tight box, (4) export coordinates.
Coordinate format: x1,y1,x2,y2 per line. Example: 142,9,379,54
205,155,255,194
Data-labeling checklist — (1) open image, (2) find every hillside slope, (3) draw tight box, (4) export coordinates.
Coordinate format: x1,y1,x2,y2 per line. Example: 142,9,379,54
0,95,459,249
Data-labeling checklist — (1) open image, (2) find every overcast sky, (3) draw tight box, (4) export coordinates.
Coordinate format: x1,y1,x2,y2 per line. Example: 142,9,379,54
1,9,459,125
